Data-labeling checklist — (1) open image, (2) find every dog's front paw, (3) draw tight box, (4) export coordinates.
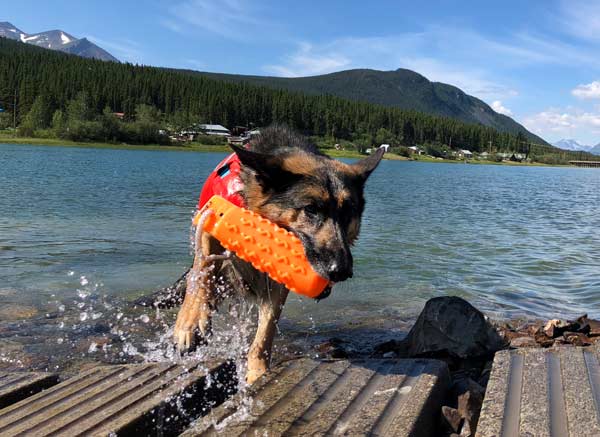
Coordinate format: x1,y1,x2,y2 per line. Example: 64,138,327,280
173,306,200,351
246,356,269,385
173,307,212,352
173,324,196,351
246,368,266,385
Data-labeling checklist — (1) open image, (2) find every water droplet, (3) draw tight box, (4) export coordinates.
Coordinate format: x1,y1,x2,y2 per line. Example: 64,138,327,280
79,312,88,322
79,276,88,286
58,305,65,312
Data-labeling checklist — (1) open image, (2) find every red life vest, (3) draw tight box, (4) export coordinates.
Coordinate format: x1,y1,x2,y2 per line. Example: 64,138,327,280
197,153,245,210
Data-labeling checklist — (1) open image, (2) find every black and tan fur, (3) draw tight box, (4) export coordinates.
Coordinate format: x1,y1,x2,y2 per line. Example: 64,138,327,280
174,125,384,383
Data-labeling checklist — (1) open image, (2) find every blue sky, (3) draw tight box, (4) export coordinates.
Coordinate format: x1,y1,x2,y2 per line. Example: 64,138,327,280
5,0,600,145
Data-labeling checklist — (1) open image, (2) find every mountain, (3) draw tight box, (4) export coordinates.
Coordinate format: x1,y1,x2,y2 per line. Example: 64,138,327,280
60,38,116,61
0,21,117,61
589,143,600,156
0,22,25,40
193,68,546,144
553,139,600,155
552,139,592,152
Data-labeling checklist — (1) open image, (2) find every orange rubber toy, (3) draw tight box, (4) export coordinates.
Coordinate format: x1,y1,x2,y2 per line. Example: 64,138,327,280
193,195,329,298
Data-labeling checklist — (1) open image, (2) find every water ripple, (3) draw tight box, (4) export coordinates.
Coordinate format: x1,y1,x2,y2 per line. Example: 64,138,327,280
1,146,600,323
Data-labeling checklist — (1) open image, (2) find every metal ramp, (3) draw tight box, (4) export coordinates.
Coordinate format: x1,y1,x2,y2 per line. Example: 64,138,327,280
477,347,600,437
183,358,450,437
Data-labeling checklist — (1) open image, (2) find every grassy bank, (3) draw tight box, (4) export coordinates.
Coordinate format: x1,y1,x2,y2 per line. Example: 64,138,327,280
0,133,402,159
410,155,566,167
0,132,571,166
0,132,231,153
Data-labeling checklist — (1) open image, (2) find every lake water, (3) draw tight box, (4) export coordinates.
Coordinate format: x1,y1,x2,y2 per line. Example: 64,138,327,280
2,143,600,328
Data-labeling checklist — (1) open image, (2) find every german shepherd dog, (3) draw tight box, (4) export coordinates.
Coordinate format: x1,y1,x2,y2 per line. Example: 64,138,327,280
173,125,384,383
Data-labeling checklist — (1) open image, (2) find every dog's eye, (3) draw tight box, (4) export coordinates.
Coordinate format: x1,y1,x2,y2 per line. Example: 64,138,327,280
303,205,319,217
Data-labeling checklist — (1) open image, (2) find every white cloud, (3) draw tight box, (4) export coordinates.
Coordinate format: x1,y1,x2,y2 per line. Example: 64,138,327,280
523,107,600,144
263,33,519,101
88,36,143,63
264,42,350,77
572,81,600,99
559,0,600,42
164,0,271,40
185,59,206,70
263,22,600,103
491,100,513,116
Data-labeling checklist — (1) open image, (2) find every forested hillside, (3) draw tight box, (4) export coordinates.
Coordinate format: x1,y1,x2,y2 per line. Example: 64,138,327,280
195,68,546,143
0,37,594,162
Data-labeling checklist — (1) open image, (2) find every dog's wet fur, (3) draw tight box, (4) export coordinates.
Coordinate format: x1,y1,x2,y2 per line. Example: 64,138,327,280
174,125,384,383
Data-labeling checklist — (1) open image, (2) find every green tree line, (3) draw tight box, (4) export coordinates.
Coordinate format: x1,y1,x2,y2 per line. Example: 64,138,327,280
0,37,596,162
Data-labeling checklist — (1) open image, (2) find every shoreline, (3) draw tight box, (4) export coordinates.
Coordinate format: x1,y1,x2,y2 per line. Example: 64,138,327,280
0,134,571,166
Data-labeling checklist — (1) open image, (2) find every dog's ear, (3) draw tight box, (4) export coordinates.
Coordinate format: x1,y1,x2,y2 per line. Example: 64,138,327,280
353,147,385,181
231,145,301,188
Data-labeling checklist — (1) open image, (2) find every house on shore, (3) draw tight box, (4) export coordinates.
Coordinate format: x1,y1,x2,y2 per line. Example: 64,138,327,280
227,136,250,146
198,124,231,136
177,123,231,141
509,153,526,162
496,152,526,162
408,146,424,155
457,149,473,159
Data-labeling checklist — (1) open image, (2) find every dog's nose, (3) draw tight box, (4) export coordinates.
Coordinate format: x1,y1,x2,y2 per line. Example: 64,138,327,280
327,262,353,282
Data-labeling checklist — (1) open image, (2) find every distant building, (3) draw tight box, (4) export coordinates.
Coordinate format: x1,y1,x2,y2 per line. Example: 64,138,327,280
198,124,230,136
227,136,250,146
112,112,125,119
457,149,473,159
230,126,249,136
179,128,200,141
479,151,490,159
509,153,526,162
496,152,525,161
408,146,424,155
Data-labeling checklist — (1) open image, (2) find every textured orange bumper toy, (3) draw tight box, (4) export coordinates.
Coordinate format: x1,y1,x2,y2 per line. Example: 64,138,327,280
194,195,330,298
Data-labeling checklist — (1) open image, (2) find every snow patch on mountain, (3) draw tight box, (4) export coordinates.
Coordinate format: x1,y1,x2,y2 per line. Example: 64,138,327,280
0,21,117,61
552,139,593,152
60,32,71,44
589,143,600,156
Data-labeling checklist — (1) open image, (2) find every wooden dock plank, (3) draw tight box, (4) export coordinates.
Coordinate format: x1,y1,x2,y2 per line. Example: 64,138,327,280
0,361,236,437
183,358,450,437
0,372,59,410
477,347,600,437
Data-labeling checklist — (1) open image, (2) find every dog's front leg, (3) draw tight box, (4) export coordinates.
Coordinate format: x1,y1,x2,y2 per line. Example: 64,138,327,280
173,233,223,351
246,282,289,384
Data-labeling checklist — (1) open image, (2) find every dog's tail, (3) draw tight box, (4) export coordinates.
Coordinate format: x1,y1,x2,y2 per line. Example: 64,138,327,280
133,267,189,309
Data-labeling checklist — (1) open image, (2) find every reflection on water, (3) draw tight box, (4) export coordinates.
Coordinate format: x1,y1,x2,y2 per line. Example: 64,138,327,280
1,144,600,326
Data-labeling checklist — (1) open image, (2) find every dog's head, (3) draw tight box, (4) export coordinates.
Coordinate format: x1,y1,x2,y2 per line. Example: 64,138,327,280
232,144,384,285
